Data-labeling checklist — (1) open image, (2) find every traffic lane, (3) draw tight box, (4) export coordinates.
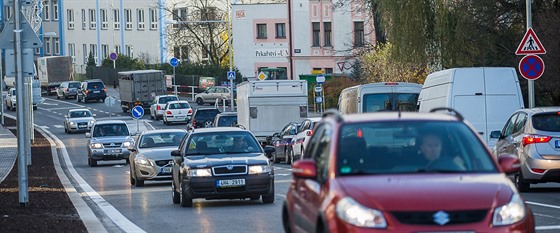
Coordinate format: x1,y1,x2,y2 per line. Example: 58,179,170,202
521,183,560,232
39,95,126,118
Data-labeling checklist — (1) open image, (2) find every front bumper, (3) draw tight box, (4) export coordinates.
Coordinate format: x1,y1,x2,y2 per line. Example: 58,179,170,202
184,174,274,199
90,148,131,160
68,124,93,132
134,161,173,181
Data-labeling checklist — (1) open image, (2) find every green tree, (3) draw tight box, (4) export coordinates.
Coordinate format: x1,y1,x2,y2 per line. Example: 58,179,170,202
101,54,145,70
87,52,96,67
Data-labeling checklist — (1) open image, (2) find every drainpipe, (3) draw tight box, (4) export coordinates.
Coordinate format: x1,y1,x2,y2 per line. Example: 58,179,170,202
288,0,293,80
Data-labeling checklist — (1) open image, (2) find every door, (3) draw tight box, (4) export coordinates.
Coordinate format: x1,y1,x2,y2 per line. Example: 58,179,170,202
454,95,486,142
495,113,519,157
485,95,523,149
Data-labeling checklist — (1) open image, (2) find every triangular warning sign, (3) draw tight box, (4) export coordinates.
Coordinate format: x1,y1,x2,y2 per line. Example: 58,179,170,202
515,28,546,55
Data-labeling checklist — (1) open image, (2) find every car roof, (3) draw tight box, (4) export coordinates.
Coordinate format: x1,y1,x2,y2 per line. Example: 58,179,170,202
68,108,91,112
84,79,103,82
307,117,322,122
156,95,178,98
521,107,560,114
196,108,220,111
217,112,237,116
167,100,189,103
329,112,462,124
141,129,187,135
190,127,248,134
94,120,127,125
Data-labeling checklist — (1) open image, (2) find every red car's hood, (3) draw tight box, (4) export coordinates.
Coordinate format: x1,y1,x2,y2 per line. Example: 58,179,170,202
337,174,515,211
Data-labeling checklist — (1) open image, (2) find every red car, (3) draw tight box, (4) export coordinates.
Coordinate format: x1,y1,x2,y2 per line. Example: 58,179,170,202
283,109,534,233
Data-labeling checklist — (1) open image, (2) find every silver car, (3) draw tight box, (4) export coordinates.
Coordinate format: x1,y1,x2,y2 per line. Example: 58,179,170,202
492,107,560,192
194,86,231,105
56,81,81,99
86,120,135,167
149,95,179,120
129,129,187,187
64,109,96,134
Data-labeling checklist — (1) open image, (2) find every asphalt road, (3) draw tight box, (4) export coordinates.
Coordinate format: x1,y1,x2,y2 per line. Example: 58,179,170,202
15,90,560,232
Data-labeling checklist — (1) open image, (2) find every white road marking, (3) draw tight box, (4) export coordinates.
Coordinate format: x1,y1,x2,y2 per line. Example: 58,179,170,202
53,125,64,128
526,201,560,210
536,225,560,230
41,102,59,106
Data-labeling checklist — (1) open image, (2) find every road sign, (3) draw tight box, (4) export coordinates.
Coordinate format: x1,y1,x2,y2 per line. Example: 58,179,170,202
169,57,179,67
0,11,42,49
109,52,118,61
257,72,267,80
316,75,325,84
516,28,546,55
132,106,144,119
314,86,322,93
227,71,236,80
104,96,116,107
519,55,545,81
315,96,323,103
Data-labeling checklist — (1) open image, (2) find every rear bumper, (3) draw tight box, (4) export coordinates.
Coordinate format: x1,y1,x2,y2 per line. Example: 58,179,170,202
522,156,560,181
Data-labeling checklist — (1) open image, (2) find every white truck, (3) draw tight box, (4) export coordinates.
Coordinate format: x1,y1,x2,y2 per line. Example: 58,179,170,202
237,80,308,143
36,56,74,95
5,79,43,110
118,70,167,113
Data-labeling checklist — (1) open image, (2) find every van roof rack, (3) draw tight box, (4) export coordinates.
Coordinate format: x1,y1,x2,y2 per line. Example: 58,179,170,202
322,109,343,122
429,107,464,121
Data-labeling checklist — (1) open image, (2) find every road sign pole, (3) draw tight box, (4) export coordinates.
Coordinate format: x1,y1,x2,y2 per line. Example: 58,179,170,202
173,66,177,96
527,0,534,108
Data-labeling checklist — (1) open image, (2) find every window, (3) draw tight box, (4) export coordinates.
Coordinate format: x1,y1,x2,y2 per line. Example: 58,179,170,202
89,9,96,29
90,44,97,60
68,43,75,57
256,24,267,39
45,37,52,54
125,45,133,57
172,8,187,29
54,38,60,55
101,44,109,59
201,45,208,59
149,9,157,30
174,46,189,62
81,9,86,29
312,22,320,46
43,1,50,20
83,44,87,63
113,9,120,30
125,9,132,30
35,48,40,55
100,9,108,29
324,22,332,46
200,7,217,21
115,45,121,54
53,1,58,20
354,21,364,47
275,23,285,38
137,9,145,30
325,68,333,74
67,9,74,29
4,6,12,21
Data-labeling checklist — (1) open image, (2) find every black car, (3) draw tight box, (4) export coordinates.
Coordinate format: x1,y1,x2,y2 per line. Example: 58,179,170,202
171,127,275,207
271,122,299,164
77,79,107,103
213,112,238,127
190,108,221,129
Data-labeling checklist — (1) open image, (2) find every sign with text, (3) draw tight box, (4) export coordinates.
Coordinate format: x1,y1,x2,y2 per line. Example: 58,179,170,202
255,49,289,57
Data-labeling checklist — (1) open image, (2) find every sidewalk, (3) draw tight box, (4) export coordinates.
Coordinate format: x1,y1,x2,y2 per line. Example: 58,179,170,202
0,123,17,184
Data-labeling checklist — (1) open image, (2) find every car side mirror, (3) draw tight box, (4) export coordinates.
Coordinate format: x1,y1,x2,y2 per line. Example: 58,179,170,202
92,114,97,117
292,159,317,179
64,114,69,118
171,150,181,157
490,131,502,139
85,132,91,138
263,146,275,158
272,133,280,138
498,154,521,175
128,147,136,152
130,131,138,136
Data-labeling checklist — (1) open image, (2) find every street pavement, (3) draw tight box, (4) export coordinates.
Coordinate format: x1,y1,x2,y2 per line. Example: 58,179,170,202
0,121,17,184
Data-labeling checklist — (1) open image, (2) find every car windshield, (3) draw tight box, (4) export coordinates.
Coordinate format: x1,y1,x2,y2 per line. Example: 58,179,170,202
185,132,262,155
168,102,190,109
70,111,92,118
159,96,179,104
532,113,560,132
196,110,220,119
93,124,129,137
87,82,104,90
216,115,238,127
362,93,419,112
337,121,497,176
139,131,186,148
68,82,81,88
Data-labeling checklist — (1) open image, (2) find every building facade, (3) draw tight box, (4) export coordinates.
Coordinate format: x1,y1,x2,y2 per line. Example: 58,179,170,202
232,0,375,79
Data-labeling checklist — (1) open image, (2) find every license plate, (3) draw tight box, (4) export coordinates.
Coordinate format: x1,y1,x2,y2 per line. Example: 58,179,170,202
161,167,172,173
216,179,245,187
104,149,121,154
94,91,100,93
175,116,185,119
78,125,87,128
556,140,560,148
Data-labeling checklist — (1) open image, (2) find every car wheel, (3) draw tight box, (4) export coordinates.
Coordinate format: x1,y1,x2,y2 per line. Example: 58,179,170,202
515,172,531,192
33,106,37,110
204,121,213,128
129,167,136,185
172,180,180,204
250,196,260,201
135,179,144,187
272,152,280,164
88,157,97,167
262,183,275,204
64,93,68,100
180,181,193,207
125,158,130,164
150,113,154,120
287,149,294,165
282,204,293,233
57,94,60,99
196,98,204,105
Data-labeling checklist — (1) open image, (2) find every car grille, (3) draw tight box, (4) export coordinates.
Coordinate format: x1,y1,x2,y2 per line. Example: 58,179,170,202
217,187,245,193
155,160,172,167
212,165,247,176
392,209,487,225
77,122,88,127
103,142,122,148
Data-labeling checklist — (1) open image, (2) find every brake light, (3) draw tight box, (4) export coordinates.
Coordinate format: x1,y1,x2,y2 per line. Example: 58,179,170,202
192,120,197,127
522,135,552,146
166,111,172,115
103,88,107,92
157,105,161,110
357,128,363,138
306,130,313,136
188,109,192,114
85,90,89,94
384,82,398,85
66,88,69,92
530,168,546,173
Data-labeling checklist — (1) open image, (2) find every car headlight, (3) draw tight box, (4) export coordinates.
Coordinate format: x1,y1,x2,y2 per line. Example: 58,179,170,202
187,168,212,177
249,165,271,174
336,197,387,228
69,122,76,125
492,193,527,226
135,155,151,166
123,141,132,147
91,143,103,149
89,120,95,125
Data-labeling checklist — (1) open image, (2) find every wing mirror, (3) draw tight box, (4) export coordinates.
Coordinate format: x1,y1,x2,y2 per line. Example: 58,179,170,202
292,159,317,179
498,154,521,175
272,132,280,138
92,114,97,117
490,131,502,139
64,114,69,118
171,150,181,157
85,132,91,138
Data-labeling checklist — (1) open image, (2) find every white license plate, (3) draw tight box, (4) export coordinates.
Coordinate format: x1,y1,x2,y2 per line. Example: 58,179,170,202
556,140,560,148
175,116,185,119
94,91,100,93
105,149,121,154
78,125,87,128
161,167,172,173
217,179,245,187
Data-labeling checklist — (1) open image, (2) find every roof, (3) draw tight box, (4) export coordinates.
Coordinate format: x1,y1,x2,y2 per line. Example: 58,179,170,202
332,112,462,124
190,127,248,134
68,108,91,112
217,112,237,116
94,120,127,125
141,129,187,135
167,100,190,104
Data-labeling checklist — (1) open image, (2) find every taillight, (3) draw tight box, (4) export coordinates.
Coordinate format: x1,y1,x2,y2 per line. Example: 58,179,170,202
166,111,172,115
66,88,69,92
103,88,107,92
530,168,546,173
384,82,398,85
306,130,313,136
85,90,89,94
157,105,161,110
188,109,192,114
192,120,197,126
522,135,551,146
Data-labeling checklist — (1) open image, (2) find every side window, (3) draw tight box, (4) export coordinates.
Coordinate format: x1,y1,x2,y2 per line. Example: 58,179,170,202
502,113,519,136
513,113,527,134
313,124,332,182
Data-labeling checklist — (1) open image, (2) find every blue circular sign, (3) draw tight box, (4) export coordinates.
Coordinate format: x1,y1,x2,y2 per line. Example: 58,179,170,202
109,52,118,61
132,106,144,119
518,55,544,80
169,57,179,67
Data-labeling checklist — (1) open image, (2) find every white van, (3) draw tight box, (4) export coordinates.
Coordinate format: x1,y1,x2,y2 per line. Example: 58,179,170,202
338,82,422,114
417,67,524,148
